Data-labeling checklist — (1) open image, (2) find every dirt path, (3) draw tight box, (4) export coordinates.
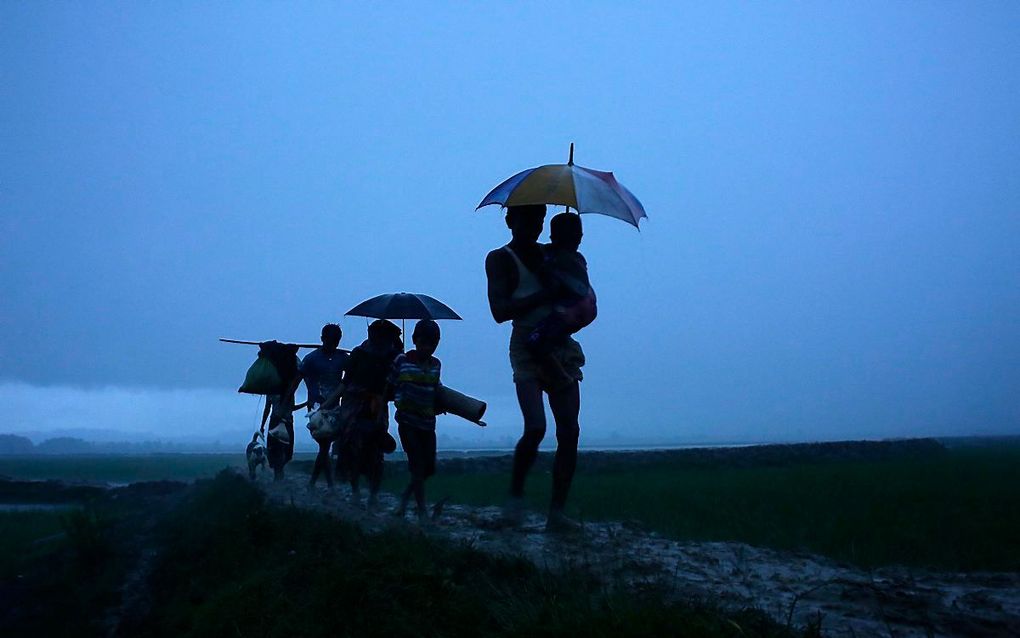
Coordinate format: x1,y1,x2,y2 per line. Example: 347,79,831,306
259,473,1020,638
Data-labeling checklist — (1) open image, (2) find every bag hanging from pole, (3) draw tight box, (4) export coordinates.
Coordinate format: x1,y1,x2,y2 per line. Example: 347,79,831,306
238,356,283,395
237,342,293,395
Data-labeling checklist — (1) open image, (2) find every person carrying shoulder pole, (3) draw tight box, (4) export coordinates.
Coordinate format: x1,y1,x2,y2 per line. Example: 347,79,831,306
260,343,303,482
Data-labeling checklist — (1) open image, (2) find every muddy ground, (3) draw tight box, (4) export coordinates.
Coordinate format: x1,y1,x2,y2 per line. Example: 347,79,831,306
259,453,1020,638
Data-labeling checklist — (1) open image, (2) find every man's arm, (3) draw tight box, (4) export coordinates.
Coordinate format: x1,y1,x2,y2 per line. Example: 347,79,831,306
297,356,316,412
260,401,271,434
285,376,303,411
485,249,554,324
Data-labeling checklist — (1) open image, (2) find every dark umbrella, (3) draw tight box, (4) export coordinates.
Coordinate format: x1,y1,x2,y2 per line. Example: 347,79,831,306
345,292,462,346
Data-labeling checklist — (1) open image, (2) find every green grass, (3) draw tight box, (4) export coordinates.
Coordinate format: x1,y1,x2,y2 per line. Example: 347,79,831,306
5,443,1018,573
130,472,806,638
0,510,69,578
1,501,141,637
385,447,1020,572
0,453,247,483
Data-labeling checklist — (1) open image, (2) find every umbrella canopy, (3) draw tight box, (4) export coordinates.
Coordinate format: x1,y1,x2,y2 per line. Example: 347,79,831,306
476,143,647,228
345,292,462,321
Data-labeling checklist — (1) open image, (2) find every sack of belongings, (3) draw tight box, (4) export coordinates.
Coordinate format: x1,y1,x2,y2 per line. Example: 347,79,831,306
267,422,291,444
306,408,343,442
238,341,300,395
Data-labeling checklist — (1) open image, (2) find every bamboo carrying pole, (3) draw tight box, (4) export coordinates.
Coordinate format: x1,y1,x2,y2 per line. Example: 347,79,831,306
219,338,350,353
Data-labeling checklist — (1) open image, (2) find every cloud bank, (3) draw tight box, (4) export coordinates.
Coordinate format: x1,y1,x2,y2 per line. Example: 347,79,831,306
3,381,1014,452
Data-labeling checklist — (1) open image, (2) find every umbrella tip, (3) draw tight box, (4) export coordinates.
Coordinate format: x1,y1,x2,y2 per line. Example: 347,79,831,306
568,142,574,166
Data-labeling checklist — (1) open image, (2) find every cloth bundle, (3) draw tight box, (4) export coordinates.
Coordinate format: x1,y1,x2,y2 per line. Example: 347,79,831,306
306,408,344,442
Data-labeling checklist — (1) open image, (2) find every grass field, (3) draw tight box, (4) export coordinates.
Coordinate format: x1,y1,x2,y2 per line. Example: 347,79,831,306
0,510,69,578
0,453,249,483
383,445,1020,572
2,473,809,637
3,441,1018,572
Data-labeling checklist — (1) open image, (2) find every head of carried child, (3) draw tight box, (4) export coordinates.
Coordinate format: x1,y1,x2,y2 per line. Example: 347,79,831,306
549,212,583,253
320,323,342,350
411,319,441,359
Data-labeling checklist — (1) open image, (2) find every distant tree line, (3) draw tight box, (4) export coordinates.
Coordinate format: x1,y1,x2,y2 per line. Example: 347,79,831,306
0,434,35,454
0,434,238,455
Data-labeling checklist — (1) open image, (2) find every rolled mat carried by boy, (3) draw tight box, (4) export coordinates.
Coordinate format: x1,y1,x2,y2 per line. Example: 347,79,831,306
389,319,484,523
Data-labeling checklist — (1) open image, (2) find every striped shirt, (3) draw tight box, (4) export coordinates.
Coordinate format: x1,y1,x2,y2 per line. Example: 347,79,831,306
388,351,441,431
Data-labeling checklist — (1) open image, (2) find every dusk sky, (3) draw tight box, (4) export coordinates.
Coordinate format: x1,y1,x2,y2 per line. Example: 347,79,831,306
2,3,1018,446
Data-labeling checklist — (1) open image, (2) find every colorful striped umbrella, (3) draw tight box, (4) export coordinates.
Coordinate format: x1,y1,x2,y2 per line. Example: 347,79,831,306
476,144,647,229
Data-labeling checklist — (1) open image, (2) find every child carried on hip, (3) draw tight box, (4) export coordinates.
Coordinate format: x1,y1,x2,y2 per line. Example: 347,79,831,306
526,212,597,386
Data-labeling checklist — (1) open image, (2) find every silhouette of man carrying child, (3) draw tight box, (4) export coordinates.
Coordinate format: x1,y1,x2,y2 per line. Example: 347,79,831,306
486,204,596,532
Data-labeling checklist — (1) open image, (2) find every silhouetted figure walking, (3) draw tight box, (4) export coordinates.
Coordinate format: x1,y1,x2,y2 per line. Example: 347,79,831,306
485,204,586,532
322,319,402,506
303,323,349,489
390,320,443,523
259,342,302,481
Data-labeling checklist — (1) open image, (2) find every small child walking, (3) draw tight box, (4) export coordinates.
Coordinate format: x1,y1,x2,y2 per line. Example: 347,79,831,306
389,319,443,522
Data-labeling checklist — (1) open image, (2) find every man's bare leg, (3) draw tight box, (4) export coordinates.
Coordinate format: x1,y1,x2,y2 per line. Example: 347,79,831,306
510,380,547,499
548,381,580,522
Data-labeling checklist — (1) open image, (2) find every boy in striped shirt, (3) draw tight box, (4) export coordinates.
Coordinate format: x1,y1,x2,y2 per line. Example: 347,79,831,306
389,319,442,522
